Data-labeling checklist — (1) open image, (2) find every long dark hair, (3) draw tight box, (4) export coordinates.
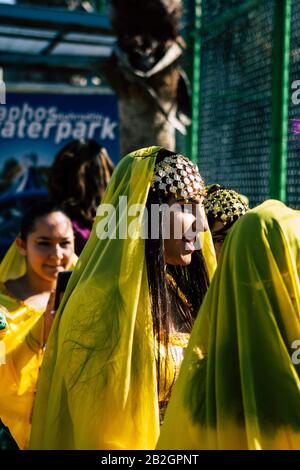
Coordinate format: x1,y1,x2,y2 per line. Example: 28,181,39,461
19,199,72,241
48,139,114,225
145,149,210,389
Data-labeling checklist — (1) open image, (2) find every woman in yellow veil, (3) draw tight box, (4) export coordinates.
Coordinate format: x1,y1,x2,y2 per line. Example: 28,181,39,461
158,200,300,450
204,184,249,262
0,199,75,449
30,146,216,450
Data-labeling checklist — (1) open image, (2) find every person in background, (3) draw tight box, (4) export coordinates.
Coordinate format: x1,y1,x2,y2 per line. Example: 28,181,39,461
0,199,75,449
48,139,115,255
203,184,249,261
30,146,216,450
158,200,300,450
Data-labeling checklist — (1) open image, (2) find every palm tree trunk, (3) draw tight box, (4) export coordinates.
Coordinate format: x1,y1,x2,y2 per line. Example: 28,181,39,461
104,0,185,156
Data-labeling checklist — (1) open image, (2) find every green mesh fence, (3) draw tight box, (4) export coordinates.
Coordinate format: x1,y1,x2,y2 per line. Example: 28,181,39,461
185,0,300,208
287,0,300,207
195,0,274,207
176,0,194,156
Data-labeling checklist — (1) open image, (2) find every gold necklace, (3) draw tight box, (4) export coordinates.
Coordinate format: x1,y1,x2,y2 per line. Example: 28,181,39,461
165,272,192,308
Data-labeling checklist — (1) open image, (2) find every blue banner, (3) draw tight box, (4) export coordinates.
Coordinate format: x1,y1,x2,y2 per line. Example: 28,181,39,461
0,90,119,255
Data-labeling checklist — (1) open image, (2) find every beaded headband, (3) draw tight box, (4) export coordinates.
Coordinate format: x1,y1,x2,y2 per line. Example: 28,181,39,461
204,186,249,225
151,155,205,202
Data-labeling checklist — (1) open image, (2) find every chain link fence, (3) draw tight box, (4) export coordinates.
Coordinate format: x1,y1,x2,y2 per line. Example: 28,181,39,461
185,0,299,207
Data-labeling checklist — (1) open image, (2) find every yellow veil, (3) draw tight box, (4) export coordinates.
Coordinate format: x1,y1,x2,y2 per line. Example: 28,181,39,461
0,242,27,282
30,147,216,450
158,200,300,450
0,242,44,356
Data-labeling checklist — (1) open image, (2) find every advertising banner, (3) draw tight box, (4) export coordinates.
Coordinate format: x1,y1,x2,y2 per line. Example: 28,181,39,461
0,89,119,255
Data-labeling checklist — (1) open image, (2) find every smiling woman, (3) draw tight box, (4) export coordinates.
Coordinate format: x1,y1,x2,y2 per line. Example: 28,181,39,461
10,204,75,310
0,199,75,449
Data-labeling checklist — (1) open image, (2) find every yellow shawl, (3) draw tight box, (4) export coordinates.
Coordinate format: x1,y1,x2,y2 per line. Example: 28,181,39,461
0,240,77,449
0,272,44,449
158,200,300,450
30,147,216,450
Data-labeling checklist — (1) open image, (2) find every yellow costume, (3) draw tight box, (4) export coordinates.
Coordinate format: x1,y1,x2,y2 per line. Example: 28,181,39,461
0,242,77,449
30,147,216,450
0,282,43,449
158,200,300,450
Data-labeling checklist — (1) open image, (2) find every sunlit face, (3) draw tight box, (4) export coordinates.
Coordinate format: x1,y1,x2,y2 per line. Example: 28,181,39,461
211,220,229,262
163,195,208,266
16,211,74,283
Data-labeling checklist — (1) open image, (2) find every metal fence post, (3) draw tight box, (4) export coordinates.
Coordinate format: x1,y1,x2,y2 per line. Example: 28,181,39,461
190,0,202,164
270,0,291,201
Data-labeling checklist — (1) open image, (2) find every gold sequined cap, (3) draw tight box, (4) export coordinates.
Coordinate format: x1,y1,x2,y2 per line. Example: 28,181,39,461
204,186,249,225
151,155,205,201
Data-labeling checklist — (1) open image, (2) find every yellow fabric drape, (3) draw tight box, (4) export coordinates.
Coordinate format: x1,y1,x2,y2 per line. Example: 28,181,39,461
158,200,300,450
30,147,160,450
0,242,44,449
0,283,43,449
30,147,216,450
200,229,217,281
0,242,27,282
0,240,77,449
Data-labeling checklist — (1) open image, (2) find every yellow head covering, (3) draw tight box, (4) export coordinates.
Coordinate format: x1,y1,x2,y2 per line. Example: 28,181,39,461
30,147,216,450
204,184,249,226
0,241,27,282
158,200,300,450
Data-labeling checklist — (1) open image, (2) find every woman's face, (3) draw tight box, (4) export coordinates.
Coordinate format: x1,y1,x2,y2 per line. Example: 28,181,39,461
211,220,228,262
17,211,74,283
163,196,208,266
